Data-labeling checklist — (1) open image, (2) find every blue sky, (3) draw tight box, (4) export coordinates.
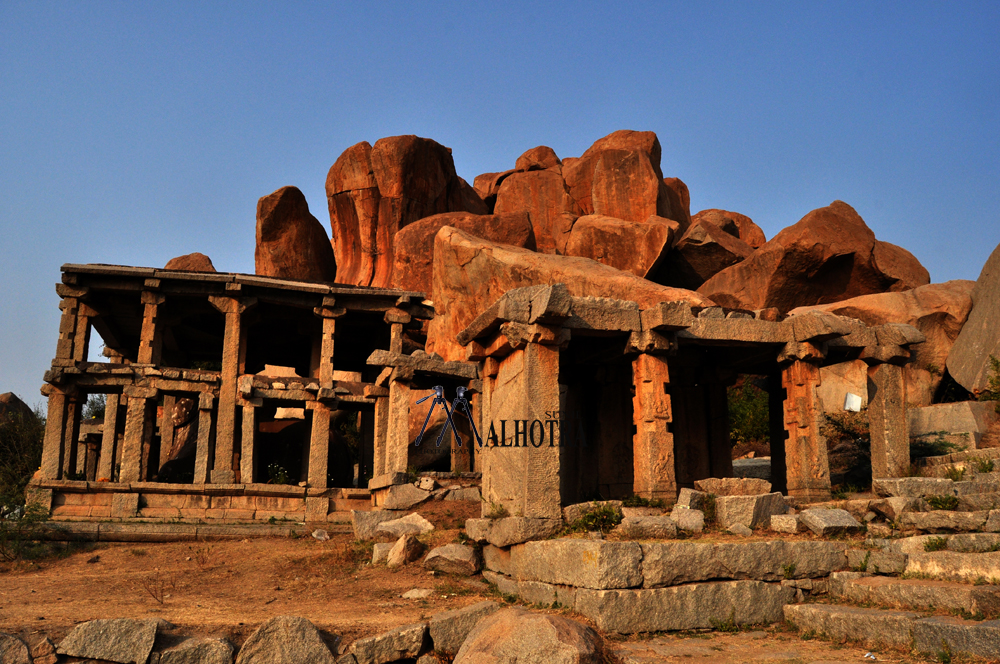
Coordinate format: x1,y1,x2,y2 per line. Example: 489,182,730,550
1,1,998,406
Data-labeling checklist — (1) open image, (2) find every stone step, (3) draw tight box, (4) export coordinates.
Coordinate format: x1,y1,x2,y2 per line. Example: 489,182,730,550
833,573,1000,617
872,476,1000,497
784,603,1000,659
905,550,1000,584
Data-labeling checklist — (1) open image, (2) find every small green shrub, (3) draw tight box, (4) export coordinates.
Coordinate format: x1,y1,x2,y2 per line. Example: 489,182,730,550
926,495,960,511
0,502,49,562
621,495,666,509
267,464,289,485
781,562,797,579
912,432,963,460
485,502,508,520
702,494,717,526
709,610,739,633
944,466,966,482
973,458,996,474
979,355,1000,414
925,537,949,552
565,504,623,534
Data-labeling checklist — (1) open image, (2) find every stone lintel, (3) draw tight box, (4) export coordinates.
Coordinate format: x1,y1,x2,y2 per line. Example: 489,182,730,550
366,349,478,379
627,330,673,354
123,385,158,400
499,321,569,348
639,301,696,331
861,345,911,365
55,283,89,299
777,341,826,365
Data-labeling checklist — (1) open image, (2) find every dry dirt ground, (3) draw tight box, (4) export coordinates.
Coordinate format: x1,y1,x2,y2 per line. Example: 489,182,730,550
0,506,957,663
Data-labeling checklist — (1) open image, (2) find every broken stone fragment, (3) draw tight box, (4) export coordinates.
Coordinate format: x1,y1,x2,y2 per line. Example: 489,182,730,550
381,484,431,510
428,601,499,656
386,534,425,567
350,509,398,541
676,488,710,511
348,622,427,664
0,634,30,664
669,507,705,533
423,543,481,576
376,513,434,539
158,638,234,664
371,542,392,565
714,492,787,530
799,508,864,536
614,516,678,539
454,607,605,664
58,618,161,664
770,514,804,534
728,524,753,537
234,617,335,664
464,517,562,548
562,500,623,524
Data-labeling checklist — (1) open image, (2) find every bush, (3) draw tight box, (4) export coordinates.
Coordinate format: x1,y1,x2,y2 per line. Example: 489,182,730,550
728,379,770,448
823,410,871,488
565,504,622,534
0,502,49,562
0,406,45,508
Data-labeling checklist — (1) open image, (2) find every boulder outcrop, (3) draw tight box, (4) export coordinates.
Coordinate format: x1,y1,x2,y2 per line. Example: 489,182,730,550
494,169,579,254
255,186,337,283
163,252,216,272
698,201,930,312
563,214,677,278
454,607,606,664
662,217,754,290
692,209,766,249
947,242,1000,394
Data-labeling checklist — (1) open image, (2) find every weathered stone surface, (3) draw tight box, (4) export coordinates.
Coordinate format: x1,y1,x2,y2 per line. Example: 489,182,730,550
371,542,392,565
424,543,481,576
783,604,919,649
909,401,999,450
30,636,56,664
513,539,643,589
621,506,664,518
692,209,766,249
817,360,869,413
235,616,335,664
159,638,234,664
482,570,520,597
770,514,804,534
715,492,786,529
454,607,605,664
662,218,753,290
426,227,712,361
837,575,1000,617
428,601,499,655
445,487,482,502
494,169,578,255
913,616,1000,659
694,477,772,496
562,500,623,524
577,581,795,633
473,171,514,211
391,211,535,293
381,484,431,510
516,579,579,608
641,540,848,588
675,488,709,510
386,534,425,568
255,186,337,283
661,177,691,227
728,524,753,536
376,513,433,539
906,551,1000,583
873,477,957,497
163,253,216,272
0,634,30,664
948,242,1000,394
901,510,988,533
351,510,398,541
613,516,678,539
514,146,560,173
464,517,562,548
669,507,704,533
799,508,863,536
795,280,975,406
325,141,381,287
845,549,907,575
349,622,427,664
482,544,517,577
564,214,676,279
591,150,666,224
699,201,929,313
58,618,159,664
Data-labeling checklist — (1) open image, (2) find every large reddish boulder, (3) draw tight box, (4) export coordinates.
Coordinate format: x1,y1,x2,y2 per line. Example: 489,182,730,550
454,607,606,664
693,209,766,249
426,227,714,361
793,281,975,407
564,214,678,279
662,177,692,226
494,169,580,254
473,171,514,213
392,211,536,293
698,201,930,312
662,219,754,290
515,146,560,172
164,253,216,272
947,242,1000,394
326,136,487,288
255,186,337,283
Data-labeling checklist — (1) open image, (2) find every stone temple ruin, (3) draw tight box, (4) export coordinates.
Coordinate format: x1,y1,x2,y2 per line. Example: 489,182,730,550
21,129,1000,658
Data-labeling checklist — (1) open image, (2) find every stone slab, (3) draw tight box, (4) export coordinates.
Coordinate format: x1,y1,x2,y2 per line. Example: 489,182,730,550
428,601,498,656
913,616,1000,660
799,508,863,536
513,539,643,590
783,604,918,649
715,492,786,529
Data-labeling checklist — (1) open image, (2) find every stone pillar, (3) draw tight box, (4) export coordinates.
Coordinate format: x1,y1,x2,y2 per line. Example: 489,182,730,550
62,395,81,479
208,295,256,484
385,373,412,475
194,392,215,484
385,308,411,356
307,402,331,488
84,436,100,481
631,353,677,502
72,303,96,363
313,299,345,387
779,342,831,501
53,286,87,361
159,395,176,472
120,386,157,483
137,291,166,365
373,395,390,477
97,393,121,482
40,388,68,480
869,362,909,478
240,400,258,484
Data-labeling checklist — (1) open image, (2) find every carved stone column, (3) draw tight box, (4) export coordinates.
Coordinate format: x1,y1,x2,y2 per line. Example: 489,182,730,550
240,399,260,484
779,342,831,501
137,290,166,365
40,387,69,479
631,352,676,502
384,369,413,475
868,361,909,478
97,392,121,482
208,295,256,484
313,298,345,387
159,395,176,472
120,386,158,483
307,402,331,488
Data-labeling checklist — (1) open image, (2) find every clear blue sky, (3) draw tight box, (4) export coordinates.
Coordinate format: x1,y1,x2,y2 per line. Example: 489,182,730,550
2,1,998,407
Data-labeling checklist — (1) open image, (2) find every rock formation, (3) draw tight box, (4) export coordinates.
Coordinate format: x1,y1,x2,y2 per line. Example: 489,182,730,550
661,217,754,290
163,252,216,272
255,186,337,283
564,214,678,278
692,209,766,249
0,392,34,425
947,241,1000,394
699,201,930,312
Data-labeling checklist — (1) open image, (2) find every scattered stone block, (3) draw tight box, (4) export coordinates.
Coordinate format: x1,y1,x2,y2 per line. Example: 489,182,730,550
30,637,56,664
728,524,752,536
428,601,498,655
351,510,397,541
769,514,803,534
482,544,517,577
783,604,918,649
576,580,795,633
464,517,561,547
371,543,392,565
453,607,605,663
873,477,956,498
871,497,920,521
417,477,436,491
234,617,335,664
675,488,710,510
732,457,772,481
444,487,481,502
909,401,999,450
387,534,425,568
614,516,677,539
621,506,663,518
562,500,623,524
846,549,907,575
669,507,704,533
382,484,431,510
694,477,771,496
900,510,988,534
513,539,643,590
715,492,786,529
375,513,434,539
402,589,433,599
913,616,1000,660
158,638,234,664
349,623,427,664
58,618,160,664
0,634,30,664
799,508,863,536
868,523,894,538
423,543,481,576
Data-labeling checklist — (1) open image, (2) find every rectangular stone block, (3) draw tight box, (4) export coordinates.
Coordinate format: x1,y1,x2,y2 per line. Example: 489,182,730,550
783,603,918,649
111,493,139,518
715,492,786,529
913,616,1000,659
900,511,988,534
576,581,795,633
513,539,643,590
906,551,1000,583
